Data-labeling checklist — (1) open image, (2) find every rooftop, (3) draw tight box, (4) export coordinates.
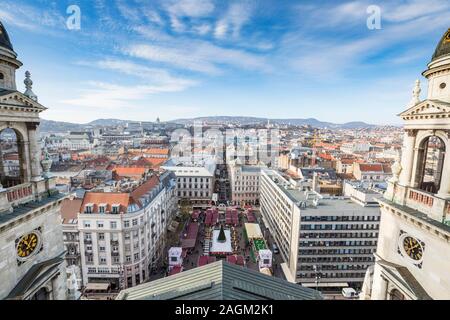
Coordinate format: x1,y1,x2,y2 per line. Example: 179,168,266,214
116,260,322,300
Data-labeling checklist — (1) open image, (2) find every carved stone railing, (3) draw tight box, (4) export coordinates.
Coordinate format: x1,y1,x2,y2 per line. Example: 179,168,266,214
406,188,448,222
408,189,434,207
5,183,34,207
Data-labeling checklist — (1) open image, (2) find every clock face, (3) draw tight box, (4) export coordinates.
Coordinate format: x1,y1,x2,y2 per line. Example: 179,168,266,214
16,232,41,259
402,236,423,261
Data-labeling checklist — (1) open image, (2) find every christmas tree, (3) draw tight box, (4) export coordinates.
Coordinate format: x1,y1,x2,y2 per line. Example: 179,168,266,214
217,225,226,243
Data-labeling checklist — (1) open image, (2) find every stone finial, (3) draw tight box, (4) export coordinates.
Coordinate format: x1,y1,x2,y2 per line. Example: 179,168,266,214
23,71,38,102
41,147,52,178
390,151,402,183
409,79,421,107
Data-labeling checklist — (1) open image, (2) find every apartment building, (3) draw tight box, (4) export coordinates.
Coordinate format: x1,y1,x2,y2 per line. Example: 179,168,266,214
77,172,177,290
260,169,380,291
353,163,392,182
228,159,262,206
162,158,215,208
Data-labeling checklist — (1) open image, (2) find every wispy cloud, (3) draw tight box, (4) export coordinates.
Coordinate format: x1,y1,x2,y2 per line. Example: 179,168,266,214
165,0,215,18
0,1,65,32
214,2,253,39
125,40,271,75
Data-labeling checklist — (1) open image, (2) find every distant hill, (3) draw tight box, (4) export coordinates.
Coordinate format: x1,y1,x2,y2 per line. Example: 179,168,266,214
87,119,130,126
39,116,378,133
39,119,85,133
170,116,376,128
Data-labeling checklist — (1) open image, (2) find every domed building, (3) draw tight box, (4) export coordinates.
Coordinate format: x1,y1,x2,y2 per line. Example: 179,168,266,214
361,28,450,300
0,21,67,299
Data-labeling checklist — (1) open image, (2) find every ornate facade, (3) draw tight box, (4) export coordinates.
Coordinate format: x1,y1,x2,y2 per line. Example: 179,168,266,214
0,21,67,300
361,28,450,300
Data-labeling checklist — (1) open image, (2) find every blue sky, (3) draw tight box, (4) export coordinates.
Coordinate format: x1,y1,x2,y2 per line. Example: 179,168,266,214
1,0,449,124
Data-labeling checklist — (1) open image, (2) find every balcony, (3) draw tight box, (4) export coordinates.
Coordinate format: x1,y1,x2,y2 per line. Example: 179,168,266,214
406,188,450,222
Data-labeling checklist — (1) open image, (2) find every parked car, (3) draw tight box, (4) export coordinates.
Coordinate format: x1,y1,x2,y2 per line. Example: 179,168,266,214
272,243,280,254
342,287,358,299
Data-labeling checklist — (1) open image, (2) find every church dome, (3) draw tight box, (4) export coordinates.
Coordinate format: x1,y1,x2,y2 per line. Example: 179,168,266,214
432,28,450,61
0,21,14,52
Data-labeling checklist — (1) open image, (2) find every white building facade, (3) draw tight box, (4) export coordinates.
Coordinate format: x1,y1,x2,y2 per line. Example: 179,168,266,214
260,169,380,291
78,172,177,290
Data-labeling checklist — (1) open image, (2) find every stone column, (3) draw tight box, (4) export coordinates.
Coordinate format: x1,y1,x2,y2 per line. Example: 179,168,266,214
399,130,416,187
371,264,388,300
26,122,42,181
438,149,450,198
409,146,422,188
17,140,31,182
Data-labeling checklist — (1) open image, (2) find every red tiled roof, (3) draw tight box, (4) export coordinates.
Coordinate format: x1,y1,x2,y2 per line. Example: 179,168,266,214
358,163,383,172
113,167,147,176
81,192,130,214
130,175,160,207
61,198,82,223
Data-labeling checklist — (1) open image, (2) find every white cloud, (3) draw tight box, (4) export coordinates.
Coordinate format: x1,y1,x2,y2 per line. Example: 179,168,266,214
125,41,271,75
165,0,215,18
214,2,253,39
65,58,198,110
61,79,193,110
169,14,185,33
214,20,228,39
192,24,211,35
383,0,450,22
283,2,450,77
0,2,65,32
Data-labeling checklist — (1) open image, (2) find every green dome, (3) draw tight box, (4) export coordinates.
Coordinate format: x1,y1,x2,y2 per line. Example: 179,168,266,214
432,28,450,61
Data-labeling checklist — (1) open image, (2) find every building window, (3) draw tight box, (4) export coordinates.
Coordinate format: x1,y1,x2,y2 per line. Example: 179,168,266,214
85,204,93,214
0,73,4,80
98,233,105,240
110,221,117,229
97,221,104,228
124,220,130,228
83,221,91,228
112,204,120,214
416,135,445,194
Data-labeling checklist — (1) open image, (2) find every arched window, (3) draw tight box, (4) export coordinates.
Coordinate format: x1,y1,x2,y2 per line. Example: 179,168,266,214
0,128,24,187
0,72,4,80
416,136,445,194
389,288,405,300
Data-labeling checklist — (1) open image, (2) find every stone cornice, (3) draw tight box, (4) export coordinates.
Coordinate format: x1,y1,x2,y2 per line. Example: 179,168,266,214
379,198,450,243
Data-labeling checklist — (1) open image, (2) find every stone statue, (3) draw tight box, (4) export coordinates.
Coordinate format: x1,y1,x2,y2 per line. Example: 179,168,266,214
41,147,52,178
390,151,402,183
408,79,421,107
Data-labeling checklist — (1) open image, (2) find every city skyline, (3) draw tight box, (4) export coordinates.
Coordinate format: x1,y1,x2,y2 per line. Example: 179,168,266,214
1,0,449,125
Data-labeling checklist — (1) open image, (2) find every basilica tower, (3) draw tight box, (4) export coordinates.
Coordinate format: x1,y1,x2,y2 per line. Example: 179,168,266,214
0,21,67,300
361,28,450,300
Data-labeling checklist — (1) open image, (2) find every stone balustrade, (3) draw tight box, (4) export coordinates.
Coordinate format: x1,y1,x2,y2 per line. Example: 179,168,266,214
5,183,33,207
406,188,449,222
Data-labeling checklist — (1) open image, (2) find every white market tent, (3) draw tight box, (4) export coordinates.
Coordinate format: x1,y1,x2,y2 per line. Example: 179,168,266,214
245,223,263,239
